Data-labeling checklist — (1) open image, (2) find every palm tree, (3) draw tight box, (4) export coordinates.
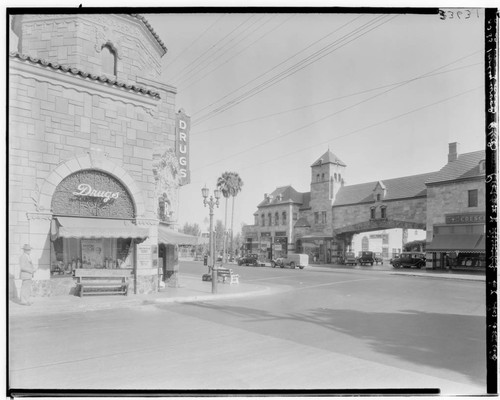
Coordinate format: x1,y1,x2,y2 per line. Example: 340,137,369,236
228,173,243,258
216,172,232,263
216,171,244,263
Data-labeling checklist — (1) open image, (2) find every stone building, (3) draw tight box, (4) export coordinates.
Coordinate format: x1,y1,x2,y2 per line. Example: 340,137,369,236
9,14,190,297
243,144,485,270
425,143,486,269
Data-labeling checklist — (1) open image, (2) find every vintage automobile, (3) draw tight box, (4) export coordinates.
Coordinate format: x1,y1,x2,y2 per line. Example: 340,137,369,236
237,253,259,266
391,252,426,269
271,253,308,269
357,251,376,266
344,252,358,266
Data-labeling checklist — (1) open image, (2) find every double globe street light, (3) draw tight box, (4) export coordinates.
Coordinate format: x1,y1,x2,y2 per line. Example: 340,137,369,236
202,186,220,294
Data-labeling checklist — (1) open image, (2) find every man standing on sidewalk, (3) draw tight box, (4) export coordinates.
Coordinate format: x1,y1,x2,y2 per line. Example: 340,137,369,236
19,244,36,306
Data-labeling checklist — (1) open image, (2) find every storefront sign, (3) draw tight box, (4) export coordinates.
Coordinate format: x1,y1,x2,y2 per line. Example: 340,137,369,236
73,183,120,202
445,213,485,225
137,244,152,269
176,110,191,186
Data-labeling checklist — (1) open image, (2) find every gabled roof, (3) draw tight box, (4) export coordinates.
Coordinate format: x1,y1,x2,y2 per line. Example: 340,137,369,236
130,14,168,55
311,150,346,167
257,185,306,208
333,172,436,207
294,217,311,228
425,150,485,185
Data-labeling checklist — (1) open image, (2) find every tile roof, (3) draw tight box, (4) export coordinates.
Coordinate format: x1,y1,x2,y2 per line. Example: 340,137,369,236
294,217,311,227
311,150,346,167
130,14,168,55
425,150,485,184
333,172,436,206
257,185,307,208
9,52,161,99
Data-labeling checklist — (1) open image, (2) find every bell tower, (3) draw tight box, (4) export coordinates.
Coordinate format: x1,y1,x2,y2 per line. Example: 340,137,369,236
310,150,346,206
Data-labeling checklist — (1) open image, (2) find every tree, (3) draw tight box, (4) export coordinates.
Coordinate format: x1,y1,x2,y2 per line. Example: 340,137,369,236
216,171,244,262
179,222,201,237
214,219,225,256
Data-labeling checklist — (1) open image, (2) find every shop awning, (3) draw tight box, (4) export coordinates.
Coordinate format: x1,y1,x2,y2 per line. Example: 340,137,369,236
426,234,484,253
158,225,198,245
51,217,149,240
299,234,332,241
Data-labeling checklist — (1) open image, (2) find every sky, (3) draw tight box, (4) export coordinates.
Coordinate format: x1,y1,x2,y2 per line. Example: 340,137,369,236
141,9,486,233
5,5,489,234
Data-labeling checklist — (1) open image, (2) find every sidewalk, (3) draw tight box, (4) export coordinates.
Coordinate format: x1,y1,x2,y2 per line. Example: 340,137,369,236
8,274,279,317
310,263,486,282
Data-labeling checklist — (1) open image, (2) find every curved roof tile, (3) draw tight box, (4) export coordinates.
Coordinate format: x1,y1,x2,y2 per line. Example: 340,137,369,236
130,14,168,55
9,51,161,99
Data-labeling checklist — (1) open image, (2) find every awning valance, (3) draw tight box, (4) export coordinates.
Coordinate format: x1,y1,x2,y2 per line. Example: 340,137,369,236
51,217,149,240
299,234,332,242
426,234,484,253
158,225,198,245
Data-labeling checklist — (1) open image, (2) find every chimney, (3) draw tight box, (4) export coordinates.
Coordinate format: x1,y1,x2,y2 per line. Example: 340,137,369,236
448,142,460,163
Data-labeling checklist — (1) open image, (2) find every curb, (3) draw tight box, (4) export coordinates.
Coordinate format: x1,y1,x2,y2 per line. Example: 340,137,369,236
151,285,272,304
390,272,485,282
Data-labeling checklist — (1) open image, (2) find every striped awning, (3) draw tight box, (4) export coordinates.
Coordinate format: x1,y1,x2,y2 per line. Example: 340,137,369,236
426,234,484,253
51,217,149,240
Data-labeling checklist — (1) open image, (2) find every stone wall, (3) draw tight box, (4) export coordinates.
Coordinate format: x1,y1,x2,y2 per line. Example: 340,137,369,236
332,197,427,231
13,14,164,83
426,178,485,240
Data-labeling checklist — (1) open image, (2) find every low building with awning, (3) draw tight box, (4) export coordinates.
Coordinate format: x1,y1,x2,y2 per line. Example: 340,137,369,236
425,144,486,270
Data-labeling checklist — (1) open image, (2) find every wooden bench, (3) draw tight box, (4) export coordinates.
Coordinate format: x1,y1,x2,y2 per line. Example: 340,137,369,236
216,267,239,284
74,270,130,297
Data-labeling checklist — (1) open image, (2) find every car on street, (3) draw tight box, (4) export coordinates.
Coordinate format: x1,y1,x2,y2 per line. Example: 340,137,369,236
357,251,376,266
391,252,426,269
271,253,308,269
238,253,259,266
344,252,358,266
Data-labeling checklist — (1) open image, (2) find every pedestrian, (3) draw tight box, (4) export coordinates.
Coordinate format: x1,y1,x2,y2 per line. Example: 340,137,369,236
19,244,36,306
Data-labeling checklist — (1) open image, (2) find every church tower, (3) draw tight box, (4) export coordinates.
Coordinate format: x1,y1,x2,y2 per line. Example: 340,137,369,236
310,150,346,207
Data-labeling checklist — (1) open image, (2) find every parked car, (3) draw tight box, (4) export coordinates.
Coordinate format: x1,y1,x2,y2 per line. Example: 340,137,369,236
357,251,375,266
389,254,400,265
344,252,358,266
391,252,426,269
271,253,308,269
374,252,384,265
238,253,259,266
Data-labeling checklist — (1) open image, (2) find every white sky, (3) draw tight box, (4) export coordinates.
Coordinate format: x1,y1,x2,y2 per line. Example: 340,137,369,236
5,4,491,234
141,9,487,232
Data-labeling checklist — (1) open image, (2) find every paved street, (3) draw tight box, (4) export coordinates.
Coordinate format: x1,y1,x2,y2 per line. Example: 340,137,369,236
9,261,486,394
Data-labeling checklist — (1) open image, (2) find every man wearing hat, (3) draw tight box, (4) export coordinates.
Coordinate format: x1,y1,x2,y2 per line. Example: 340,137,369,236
19,244,36,305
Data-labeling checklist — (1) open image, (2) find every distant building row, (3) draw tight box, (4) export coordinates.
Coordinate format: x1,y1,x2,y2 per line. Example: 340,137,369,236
242,143,485,270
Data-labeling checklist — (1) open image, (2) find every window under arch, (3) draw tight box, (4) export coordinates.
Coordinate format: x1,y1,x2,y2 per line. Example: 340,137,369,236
101,44,117,76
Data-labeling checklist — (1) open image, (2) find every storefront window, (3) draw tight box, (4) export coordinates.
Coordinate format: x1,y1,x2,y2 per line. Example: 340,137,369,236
50,237,134,276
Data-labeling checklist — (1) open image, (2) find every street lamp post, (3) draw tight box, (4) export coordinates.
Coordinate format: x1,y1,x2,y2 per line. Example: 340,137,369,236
202,186,220,294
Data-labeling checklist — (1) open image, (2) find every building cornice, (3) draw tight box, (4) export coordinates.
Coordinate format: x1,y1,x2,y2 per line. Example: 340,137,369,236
425,175,484,187
10,52,160,99
10,53,160,109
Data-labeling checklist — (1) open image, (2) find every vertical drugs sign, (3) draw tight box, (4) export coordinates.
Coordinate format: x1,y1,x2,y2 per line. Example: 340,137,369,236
176,109,191,186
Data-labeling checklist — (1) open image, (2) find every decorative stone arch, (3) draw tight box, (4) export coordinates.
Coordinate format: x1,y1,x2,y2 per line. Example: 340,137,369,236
35,152,146,217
